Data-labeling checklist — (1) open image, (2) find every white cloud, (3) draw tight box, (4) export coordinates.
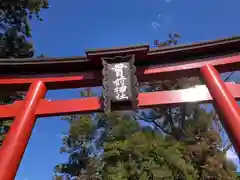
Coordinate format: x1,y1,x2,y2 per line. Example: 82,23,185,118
226,148,239,169
157,13,163,18
226,149,238,161
151,21,161,30
164,0,173,3
55,133,66,139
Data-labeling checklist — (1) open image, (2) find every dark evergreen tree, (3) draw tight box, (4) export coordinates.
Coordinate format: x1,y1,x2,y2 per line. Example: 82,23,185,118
0,0,48,144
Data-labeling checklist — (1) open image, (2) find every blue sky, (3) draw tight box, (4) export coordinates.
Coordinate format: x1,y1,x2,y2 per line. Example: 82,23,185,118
15,0,240,179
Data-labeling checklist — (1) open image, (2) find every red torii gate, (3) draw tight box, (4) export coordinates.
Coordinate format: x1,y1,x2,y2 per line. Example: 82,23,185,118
0,37,240,180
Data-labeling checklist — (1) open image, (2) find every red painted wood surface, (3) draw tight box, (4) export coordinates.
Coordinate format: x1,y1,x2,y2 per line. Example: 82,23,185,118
0,83,239,119
0,81,46,180
201,64,240,158
0,54,239,90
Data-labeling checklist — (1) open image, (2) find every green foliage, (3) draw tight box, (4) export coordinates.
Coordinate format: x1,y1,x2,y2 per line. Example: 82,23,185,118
154,33,180,47
55,106,239,179
0,0,48,145
182,108,237,179
0,0,48,58
100,114,197,180
55,113,198,180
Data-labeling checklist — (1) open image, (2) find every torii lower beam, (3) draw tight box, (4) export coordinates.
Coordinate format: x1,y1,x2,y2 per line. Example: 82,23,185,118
0,83,239,119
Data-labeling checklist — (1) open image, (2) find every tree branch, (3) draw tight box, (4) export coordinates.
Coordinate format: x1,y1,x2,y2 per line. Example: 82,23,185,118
133,114,169,134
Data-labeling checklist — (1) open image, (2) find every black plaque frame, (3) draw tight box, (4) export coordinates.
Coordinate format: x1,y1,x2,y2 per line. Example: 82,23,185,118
102,55,139,112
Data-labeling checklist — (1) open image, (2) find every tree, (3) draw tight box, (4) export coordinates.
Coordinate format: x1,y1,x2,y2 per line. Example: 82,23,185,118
0,0,49,58
54,112,198,180
99,113,198,180
0,0,49,145
55,107,239,179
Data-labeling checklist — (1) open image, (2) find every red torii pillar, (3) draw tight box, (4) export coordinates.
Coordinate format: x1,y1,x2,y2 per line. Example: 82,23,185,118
200,64,240,156
0,81,46,180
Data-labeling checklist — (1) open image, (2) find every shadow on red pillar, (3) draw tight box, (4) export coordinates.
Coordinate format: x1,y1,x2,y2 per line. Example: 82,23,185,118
200,64,240,158
0,81,46,180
